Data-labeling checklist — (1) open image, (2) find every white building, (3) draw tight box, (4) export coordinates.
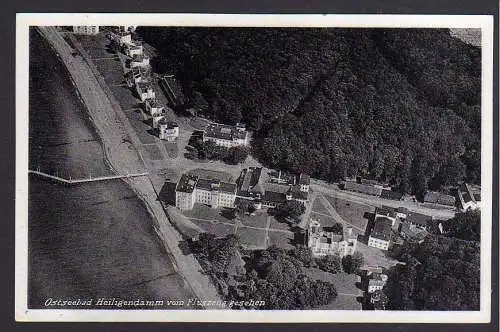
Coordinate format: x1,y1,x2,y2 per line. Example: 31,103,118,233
203,122,249,148
73,26,99,35
458,183,481,211
126,43,143,58
122,25,138,32
145,99,165,117
175,174,237,210
135,82,155,102
158,119,179,141
131,54,150,68
367,273,388,293
368,217,392,251
108,31,133,46
308,219,357,257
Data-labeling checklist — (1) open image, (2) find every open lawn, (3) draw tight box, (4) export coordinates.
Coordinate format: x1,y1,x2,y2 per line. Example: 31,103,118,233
267,230,295,250
183,204,235,224
111,85,141,110
236,226,267,249
123,109,156,144
187,168,234,182
189,219,236,238
310,212,339,228
144,144,163,160
75,34,113,59
95,59,126,85
304,268,362,296
324,196,373,235
163,141,178,158
239,212,268,228
311,197,331,215
316,294,362,310
268,215,291,231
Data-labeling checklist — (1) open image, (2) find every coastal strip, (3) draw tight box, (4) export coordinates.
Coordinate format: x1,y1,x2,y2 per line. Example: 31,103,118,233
36,26,223,307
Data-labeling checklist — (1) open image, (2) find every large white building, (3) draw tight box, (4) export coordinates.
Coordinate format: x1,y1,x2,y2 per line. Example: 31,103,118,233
307,219,357,257
203,122,249,148
73,26,99,35
158,119,179,141
367,216,392,251
175,174,237,210
130,54,150,68
135,82,155,102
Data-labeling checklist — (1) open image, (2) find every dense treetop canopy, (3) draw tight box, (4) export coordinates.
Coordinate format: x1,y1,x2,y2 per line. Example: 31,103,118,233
139,28,481,196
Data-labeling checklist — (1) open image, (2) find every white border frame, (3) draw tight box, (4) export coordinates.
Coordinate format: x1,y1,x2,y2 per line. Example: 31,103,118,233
15,13,494,323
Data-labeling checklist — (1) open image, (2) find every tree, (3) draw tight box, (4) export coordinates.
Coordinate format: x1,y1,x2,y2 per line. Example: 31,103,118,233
276,200,306,221
316,254,342,274
289,246,315,267
440,209,480,242
224,146,249,165
235,199,252,216
342,252,364,274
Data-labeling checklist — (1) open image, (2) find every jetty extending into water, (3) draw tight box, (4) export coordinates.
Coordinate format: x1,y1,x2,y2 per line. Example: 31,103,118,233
28,169,149,184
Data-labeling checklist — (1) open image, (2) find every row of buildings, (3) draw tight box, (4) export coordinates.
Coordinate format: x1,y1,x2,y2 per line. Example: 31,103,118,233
343,177,481,212
175,168,311,211
104,26,180,142
367,206,430,251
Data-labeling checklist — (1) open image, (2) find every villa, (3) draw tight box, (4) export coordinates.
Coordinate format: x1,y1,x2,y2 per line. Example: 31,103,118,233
175,174,237,211
307,219,357,257
203,122,249,148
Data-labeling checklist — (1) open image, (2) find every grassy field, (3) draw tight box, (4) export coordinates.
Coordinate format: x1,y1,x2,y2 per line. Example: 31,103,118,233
240,212,267,228
190,219,236,237
304,268,363,310
324,195,372,234
309,212,338,228
75,33,112,59
267,230,295,250
111,85,141,110
95,59,126,86
268,215,291,231
311,197,331,215
183,203,235,224
123,109,156,144
187,168,234,182
163,141,178,158
236,226,267,249
144,144,163,160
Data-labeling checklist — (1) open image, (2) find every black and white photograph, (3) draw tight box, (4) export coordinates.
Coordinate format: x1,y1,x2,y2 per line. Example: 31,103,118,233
15,14,493,323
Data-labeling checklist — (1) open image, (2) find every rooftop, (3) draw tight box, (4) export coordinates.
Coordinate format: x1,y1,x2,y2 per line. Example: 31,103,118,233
424,191,456,206
371,217,393,241
176,174,198,193
405,212,432,227
194,177,236,194
298,173,311,185
204,122,247,141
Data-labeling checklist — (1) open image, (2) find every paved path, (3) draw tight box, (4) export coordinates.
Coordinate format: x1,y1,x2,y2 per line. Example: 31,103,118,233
38,27,223,307
188,217,294,235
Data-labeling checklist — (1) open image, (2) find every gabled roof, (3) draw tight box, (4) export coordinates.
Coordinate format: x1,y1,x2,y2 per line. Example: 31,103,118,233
370,217,393,241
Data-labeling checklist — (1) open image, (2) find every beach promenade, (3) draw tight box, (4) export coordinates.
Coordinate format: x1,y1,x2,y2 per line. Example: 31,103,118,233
37,26,223,307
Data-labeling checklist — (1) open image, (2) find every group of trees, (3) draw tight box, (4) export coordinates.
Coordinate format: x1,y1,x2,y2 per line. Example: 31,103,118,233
230,246,338,309
190,139,249,165
138,27,480,197
384,233,480,310
439,209,481,242
273,200,306,222
189,233,240,275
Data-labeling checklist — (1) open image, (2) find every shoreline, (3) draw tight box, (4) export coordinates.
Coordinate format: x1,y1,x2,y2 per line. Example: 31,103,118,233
36,26,222,306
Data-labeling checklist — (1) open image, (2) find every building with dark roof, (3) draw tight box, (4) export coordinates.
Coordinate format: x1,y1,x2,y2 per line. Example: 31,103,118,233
158,119,179,141
404,212,431,230
424,191,456,207
175,173,237,210
368,217,393,250
380,189,403,201
203,122,249,148
344,181,383,197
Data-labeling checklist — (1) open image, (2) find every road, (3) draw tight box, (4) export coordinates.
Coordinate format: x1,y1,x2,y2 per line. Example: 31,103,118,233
39,27,223,307
311,182,456,220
